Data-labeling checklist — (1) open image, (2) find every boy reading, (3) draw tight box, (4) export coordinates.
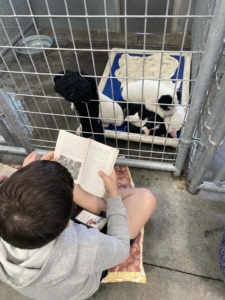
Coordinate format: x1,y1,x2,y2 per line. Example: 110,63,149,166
0,151,156,300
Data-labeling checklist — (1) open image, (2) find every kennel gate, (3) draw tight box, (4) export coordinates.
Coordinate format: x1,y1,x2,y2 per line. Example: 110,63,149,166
0,0,225,189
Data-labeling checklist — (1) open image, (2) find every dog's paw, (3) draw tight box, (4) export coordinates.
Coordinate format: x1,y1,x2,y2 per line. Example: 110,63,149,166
71,103,75,111
170,131,177,138
76,124,82,136
141,126,149,135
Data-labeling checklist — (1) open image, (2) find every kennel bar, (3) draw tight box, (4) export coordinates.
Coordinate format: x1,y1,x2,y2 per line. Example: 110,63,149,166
0,0,33,57
213,160,225,187
189,103,225,193
157,0,192,163
0,0,219,173
0,143,177,172
190,0,217,89
0,90,33,152
0,119,16,146
0,14,215,18
198,181,225,193
188,53,225,181
173,0,225,176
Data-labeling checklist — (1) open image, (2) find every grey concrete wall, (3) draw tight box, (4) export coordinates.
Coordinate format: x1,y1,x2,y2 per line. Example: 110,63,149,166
120,0,174,33
29,0,116,31
177,0,196,34
29,0,194,34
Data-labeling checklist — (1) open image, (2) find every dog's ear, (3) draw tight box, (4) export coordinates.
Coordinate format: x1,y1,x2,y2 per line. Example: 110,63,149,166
54,70,91,104
158,95,173,104
82,74,99,100
176,90,181,102
158,95,172,110
117,100,127,110
54,70,72,84
74,71,99,100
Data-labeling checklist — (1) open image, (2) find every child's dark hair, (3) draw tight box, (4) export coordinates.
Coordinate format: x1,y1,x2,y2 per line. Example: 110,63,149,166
0,160,74,249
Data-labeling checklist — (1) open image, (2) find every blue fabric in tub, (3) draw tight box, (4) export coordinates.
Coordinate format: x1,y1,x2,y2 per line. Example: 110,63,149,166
102,53,185,137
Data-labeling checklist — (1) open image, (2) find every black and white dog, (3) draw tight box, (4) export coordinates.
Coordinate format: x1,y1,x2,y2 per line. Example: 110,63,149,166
125,103,185,138
124,95,177,136
124,104,167,136
121,80,181,119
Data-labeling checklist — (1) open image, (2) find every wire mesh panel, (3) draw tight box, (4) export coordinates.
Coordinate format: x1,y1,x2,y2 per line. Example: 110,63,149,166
191,0,217,84
0,0,32,52
0,0,221,171
187,38,225,193
188,0,224,172
189,41,225,168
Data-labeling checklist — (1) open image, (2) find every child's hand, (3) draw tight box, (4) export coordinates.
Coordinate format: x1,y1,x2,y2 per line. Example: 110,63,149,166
22,151,41,167
98,169,118,198
41,151,59,162
0,175,8,186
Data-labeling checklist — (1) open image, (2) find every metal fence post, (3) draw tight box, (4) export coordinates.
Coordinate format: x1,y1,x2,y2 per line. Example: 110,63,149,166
173,0,225,177
188,72,225,180
213,161,225,187
0,119,16,146
0,90,33,153
189,108,225,193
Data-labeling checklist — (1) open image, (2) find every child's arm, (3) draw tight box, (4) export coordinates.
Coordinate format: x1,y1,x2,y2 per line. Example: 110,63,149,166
0,175,8,186
22,151,41,167
91,170,130,270
73,170,130,271
72,191,130,273
41,151,59,162
98,169,118,198
22,151,59,167
73,169,130,272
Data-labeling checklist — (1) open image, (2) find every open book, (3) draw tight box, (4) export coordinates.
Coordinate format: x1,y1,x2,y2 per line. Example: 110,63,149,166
55,130,119,197
0,163,17,177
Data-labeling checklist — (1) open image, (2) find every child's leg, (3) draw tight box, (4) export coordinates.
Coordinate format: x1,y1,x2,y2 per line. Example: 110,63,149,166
73,185,156,239
114,188,156,239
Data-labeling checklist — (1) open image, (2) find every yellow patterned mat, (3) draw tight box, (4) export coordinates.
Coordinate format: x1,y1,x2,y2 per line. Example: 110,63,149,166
102,165,146,284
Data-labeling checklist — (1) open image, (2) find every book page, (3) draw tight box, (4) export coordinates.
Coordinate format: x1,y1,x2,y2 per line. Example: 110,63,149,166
80,140,119,197
0,163,17,177
54,130,90,184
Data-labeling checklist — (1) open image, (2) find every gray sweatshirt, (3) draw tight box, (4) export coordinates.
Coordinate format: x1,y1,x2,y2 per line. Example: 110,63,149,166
0,196,130,300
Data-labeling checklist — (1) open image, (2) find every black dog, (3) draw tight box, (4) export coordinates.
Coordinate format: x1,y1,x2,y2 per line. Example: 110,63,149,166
54,70,105,144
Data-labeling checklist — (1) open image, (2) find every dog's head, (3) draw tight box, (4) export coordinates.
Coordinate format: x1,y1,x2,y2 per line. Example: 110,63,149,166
54,70,92,104
158,90,181,112
54,70,99,105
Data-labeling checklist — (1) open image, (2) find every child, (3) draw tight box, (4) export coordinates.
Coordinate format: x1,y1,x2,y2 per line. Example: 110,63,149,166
0,151,157,300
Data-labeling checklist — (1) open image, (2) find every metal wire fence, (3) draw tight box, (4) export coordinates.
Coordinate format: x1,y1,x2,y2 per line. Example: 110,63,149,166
0,0,33,57
0,0,224,177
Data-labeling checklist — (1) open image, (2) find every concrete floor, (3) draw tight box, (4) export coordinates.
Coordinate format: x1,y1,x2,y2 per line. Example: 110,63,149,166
1,29,225,299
